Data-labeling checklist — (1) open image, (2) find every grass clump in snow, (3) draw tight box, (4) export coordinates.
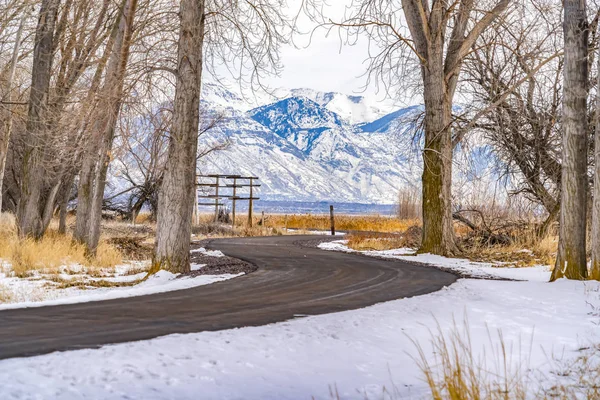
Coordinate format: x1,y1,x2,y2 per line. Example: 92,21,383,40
0,282,12,303
412,318,531,400
49,275,145,290
0,213,123,277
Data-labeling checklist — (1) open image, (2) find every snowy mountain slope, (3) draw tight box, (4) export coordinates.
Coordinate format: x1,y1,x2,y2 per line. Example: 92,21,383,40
284,88,398,124
197,104,364,202
110,83,495,205
197,91,423,203
248,97,348,152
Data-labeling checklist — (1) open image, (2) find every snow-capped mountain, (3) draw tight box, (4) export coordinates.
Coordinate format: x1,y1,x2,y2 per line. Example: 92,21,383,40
197,85,424,204
282,88,398,124
109,82,497,207
248,97,348,152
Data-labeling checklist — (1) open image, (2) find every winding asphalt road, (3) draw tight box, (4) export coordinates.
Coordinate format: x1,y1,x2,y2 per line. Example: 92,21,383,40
0,235,456,360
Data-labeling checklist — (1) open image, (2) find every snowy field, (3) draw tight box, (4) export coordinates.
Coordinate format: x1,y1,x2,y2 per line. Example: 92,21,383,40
0,242,598,399
0,247,241,310
318,240,552,281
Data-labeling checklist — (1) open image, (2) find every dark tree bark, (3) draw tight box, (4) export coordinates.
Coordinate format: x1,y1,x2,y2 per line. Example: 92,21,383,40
151,0,205,274
16,0,61,238
57,174,74,234
551,0,589,281
591,26,600,281
400,0,510,256
0,8,27,211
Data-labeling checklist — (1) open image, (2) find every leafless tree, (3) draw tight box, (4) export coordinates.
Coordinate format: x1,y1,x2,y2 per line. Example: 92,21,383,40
591,24,600,281
153,0,295,273
0,2,31,211
321,0,511,256
73,0,138,255
16,0,61,238
552,0,589,281
461,0,564,237
14,0,117,237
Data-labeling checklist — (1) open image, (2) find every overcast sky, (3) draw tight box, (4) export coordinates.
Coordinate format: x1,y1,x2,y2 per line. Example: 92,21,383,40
264,30,375,95
257,1,417,107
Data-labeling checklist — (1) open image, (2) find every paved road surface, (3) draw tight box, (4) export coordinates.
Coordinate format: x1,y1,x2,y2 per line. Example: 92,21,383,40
0,235,457,360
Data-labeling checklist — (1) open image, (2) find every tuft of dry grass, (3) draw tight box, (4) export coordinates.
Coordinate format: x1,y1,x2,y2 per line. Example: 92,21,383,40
0,213,123,277
346,232,411,251
411,318,531,400
463,229,557,268
48,275,145,290
0,282,12,303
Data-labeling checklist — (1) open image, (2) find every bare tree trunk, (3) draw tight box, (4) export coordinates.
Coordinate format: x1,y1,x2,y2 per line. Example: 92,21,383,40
58,174,74,234
0,8,27,211
552,0,589,281
40,181,61,232
152,0,205,274
419,44,459,256
17,0,61,238
591,28,600,281
74,0,137,255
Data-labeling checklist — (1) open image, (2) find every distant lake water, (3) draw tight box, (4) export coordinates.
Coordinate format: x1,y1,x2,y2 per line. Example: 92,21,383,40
199,200,397,216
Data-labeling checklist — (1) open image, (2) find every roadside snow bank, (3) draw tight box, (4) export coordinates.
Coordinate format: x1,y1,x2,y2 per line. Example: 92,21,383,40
319,240,551,281
0,269,242,310
0,277,597,399
0,246,245,310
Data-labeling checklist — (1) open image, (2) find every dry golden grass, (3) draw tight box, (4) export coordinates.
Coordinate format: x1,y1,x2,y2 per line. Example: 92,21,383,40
134,212,153,225
0,282,12,303
463,229,558,268
0,213,123,277
412,318,531,400
48,275,145,290
266,214,419,233
346,230,420,251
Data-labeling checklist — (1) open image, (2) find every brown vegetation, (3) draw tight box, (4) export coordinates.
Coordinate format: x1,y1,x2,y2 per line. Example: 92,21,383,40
266,214,419,233
0,213,123,277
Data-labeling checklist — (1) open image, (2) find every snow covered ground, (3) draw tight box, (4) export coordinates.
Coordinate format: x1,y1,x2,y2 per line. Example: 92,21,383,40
1,242,597,399
0,248,242,310
318,240,551,281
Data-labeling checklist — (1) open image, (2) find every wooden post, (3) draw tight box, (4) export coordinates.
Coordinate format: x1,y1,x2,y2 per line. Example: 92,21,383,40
192,184,198,226
248,177,254,227
232,177,237,231
214,176,219,223
261,211,265,235
330,205,335,236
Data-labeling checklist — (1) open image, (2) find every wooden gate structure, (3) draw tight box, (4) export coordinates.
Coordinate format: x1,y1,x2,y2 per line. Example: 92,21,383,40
196,174,260,229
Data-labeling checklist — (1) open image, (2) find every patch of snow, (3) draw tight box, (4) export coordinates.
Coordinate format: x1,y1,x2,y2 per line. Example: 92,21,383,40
191,247,226,258
0,278,598,399
191,264,206,271
0,266,242,311
318,240,552,281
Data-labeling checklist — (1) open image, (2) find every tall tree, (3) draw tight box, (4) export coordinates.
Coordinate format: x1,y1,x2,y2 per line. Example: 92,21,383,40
551,0,589,281
327,0,510,256
74,0,138,255
152,0,292,273
0,4,28,211
17,0,61,238
151,0,206,274
591,26,600,281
